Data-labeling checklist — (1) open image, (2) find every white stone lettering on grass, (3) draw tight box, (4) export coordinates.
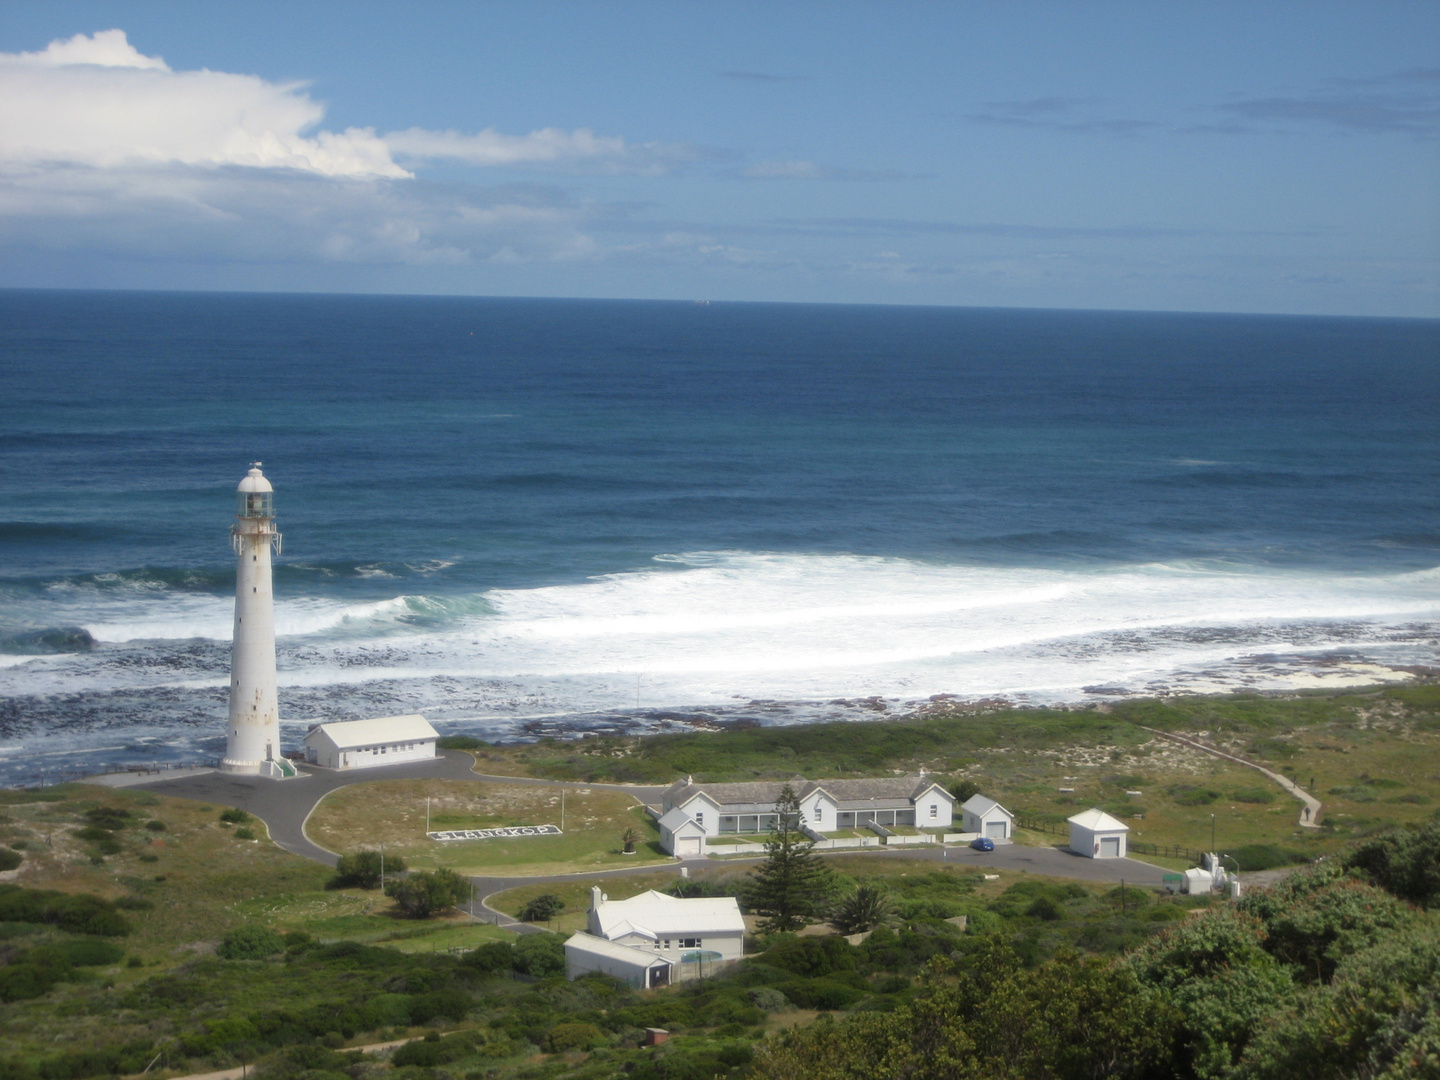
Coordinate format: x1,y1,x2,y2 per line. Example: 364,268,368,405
428,825,562,841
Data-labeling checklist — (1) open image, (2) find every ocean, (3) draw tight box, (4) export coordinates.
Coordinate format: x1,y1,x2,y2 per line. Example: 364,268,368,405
1,290,1437,785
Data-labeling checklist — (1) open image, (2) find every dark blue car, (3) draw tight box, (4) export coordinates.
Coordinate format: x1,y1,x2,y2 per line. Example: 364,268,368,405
971,837,995,852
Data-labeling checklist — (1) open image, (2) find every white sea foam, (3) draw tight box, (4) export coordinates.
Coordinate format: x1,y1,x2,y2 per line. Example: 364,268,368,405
4,553,1436,710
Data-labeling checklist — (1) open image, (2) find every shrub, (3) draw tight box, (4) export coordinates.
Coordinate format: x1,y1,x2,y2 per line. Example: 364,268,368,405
83,808,129,829
144,820,166,832
1025,897,1066,921
779,978,864,1010
436,735,489,750
217,924,285,960
463,940,515,974
1231,845,1310,872
330,850,405,889
512,932,566,977
218,807,250,824
72,826,113,842
762,936,858,977
385,867,468,918
1175,788,1221,806
831,884,894,934
57,939,124,966
546,1022,603,1052
747,987,790,1012
0,849,21,872
233,827,255,840
518,893,564,922
1231,788,1276,804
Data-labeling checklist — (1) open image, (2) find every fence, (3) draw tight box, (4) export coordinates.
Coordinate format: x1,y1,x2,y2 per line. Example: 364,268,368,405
26,760,221,787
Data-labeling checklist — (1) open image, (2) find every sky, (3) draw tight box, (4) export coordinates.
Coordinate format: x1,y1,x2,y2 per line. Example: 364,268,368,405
0,1,1437,317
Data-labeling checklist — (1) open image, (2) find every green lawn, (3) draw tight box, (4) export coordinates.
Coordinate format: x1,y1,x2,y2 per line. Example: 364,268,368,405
306,778,672,876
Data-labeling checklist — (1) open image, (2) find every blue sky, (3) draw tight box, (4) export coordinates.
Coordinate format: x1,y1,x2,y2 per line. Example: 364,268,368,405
1,2,1436,316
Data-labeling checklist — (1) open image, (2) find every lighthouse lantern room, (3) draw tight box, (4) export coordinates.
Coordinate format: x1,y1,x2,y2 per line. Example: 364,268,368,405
222,463,293,778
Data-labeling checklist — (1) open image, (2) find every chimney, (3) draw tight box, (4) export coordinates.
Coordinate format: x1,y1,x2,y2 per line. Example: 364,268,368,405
590,885,603,910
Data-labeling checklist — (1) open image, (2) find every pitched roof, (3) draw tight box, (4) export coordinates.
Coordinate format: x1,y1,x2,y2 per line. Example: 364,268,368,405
960,794,1012,818
306,714,437,749
1067,808,1129,832
657,807,706,833
592,889,745,939
669,774,946,810
564,932,670,969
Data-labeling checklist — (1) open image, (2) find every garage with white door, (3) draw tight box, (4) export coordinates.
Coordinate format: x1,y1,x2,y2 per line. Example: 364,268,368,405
1067,808,1129,859
658,807,707,857
960,794,1015,841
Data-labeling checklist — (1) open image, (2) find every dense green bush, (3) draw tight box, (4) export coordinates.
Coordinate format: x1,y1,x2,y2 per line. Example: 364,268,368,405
518,893,565,922
218,807,250,824
56,939,124,966
329,849,405,889
216,924,285,960
0,886,132,936
1231,787,1277,804
512,932,566,977
385,866,468,918
0,848,21,872
144,819,166,832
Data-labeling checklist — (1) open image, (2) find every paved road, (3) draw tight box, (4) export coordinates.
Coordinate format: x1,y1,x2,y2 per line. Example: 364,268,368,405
124,752,1168,932
127,751,671,865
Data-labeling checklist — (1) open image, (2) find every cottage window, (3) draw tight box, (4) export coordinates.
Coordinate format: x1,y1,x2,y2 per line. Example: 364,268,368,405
695,812,704,827
680,938,700,949
929,804,937,819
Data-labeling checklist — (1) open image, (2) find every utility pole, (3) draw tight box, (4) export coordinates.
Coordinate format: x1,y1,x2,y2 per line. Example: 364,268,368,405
380,844,385,891
426,796,431,836
1210,813,1216,855
561,788,566,832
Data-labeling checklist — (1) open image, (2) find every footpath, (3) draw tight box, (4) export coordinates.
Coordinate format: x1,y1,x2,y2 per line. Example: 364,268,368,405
1139,727,1324,827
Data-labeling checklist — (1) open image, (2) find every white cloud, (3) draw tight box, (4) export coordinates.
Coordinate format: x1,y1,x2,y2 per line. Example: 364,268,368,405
0,29,691,274
387,127,693,174
0,30,408,178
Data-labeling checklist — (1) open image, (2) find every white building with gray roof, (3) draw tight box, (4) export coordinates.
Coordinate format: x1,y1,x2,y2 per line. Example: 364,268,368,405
565,885,745,987
657,774,953,853
959,794,1015,840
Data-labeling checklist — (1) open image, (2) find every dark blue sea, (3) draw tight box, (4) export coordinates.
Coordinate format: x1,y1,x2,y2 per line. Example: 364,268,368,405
1,290,1437,784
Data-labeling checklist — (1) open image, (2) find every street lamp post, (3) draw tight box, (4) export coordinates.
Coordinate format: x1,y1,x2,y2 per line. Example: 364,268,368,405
1210,813,1216,854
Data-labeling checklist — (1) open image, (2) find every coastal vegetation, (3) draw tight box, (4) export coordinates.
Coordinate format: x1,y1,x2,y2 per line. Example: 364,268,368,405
455,684,1440,861
0,685,1435,1078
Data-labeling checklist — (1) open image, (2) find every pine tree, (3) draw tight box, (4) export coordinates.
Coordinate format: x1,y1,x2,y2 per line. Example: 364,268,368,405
746,783,836,932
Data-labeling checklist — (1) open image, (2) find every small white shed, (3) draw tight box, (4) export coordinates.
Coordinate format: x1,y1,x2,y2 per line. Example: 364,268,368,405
658,807,707,858
565,932,673,989
959,794,1015,840
1067,808,1129,859
304,714,438,770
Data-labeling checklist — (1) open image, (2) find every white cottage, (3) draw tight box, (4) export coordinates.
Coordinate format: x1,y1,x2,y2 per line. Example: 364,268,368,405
565,886,745,986
959,794,1015,840
303,714,438,771
1067,808,1129,859
657,774,954,853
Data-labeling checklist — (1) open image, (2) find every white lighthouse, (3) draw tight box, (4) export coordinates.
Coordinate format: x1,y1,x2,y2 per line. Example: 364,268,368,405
221,463,291,777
